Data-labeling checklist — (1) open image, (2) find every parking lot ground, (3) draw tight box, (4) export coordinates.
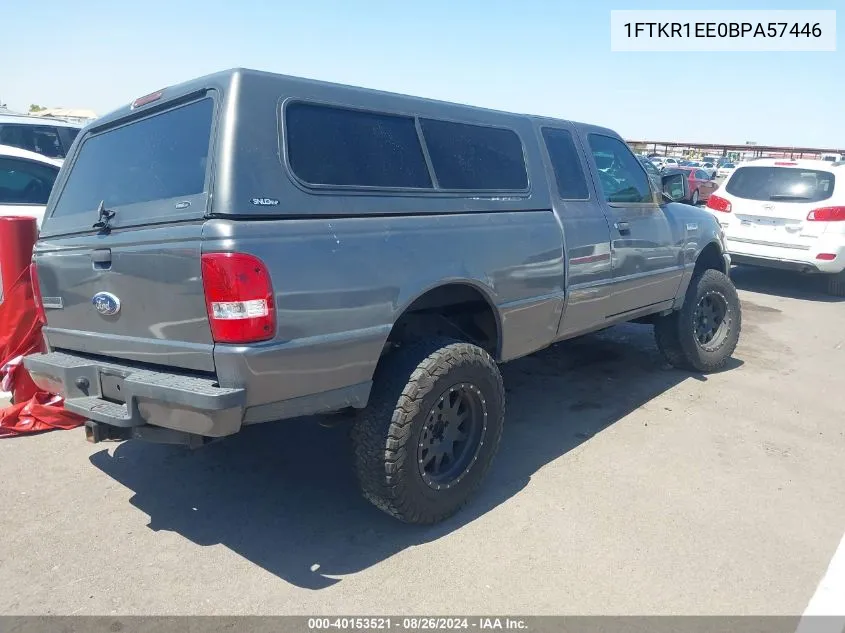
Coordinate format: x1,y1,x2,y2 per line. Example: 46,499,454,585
0,266,843,616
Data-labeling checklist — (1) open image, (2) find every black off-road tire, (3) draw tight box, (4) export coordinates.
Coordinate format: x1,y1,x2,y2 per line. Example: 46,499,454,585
825,271,845,297
654,269,741,372
351,338,505,524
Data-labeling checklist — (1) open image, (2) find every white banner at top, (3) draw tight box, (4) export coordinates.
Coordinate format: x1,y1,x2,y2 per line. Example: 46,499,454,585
610,10,836,52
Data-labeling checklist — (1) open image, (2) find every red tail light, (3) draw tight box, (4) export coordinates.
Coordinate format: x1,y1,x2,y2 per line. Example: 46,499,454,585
816,253,837,261
201,253,276,343
707,194,732,213
807,206,845,222
30,263,46,325
132,89,164,109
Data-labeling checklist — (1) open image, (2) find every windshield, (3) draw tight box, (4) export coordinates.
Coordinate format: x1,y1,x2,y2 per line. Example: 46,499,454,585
722,163,735,168
640,160,658,176
725,166,834,202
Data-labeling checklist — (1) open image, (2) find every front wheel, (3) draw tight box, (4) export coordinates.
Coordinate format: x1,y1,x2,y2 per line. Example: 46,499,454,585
351,339,505,524
654,269,741,372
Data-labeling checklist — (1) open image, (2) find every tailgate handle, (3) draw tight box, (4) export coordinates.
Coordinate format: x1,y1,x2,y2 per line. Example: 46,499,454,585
91,249,112,268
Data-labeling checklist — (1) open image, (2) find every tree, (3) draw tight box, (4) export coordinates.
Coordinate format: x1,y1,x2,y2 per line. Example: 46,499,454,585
28,104,46,113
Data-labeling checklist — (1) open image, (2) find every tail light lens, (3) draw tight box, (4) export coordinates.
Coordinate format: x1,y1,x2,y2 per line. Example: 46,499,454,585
201,253,276,343
30,263,46,325
132,89,164,109
707,195,732,213
807,206,845,222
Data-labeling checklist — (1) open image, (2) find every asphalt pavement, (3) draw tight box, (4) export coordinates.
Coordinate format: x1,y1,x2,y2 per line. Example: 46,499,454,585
1,266,843,615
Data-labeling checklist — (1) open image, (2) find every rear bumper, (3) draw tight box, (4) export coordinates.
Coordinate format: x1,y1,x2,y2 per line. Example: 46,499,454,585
726,235,845,274
23,352,245,438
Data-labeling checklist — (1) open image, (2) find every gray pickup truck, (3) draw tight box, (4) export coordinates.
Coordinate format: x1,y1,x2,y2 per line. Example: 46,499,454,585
25,69,740,524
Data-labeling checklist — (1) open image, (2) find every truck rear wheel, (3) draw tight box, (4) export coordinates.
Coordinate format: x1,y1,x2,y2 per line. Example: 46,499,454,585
351,338,505,524
654,269,741,372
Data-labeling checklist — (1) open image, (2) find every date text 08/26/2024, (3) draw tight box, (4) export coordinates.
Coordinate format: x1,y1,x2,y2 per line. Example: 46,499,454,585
307,618,528,631
623,22,823,38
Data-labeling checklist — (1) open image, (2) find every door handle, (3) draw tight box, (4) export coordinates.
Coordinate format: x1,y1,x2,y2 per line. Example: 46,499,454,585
614,221,631,235
91,248,112,269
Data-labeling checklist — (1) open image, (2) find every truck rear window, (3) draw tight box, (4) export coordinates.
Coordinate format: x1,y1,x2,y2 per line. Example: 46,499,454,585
52,98,214,218
725,166,834,203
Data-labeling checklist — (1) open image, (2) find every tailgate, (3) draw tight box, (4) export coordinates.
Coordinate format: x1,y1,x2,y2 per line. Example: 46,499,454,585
34,224,214,372
33,93,218,372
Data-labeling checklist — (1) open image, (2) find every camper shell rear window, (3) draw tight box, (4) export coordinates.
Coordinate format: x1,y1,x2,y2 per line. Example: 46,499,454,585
50,97,215,224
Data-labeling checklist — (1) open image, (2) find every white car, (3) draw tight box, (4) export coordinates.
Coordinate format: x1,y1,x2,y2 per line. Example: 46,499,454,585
651,156,680,171
0,113,81,160
0,144,62,227
716,162,737,178
700,162,718,177
704,158,845,295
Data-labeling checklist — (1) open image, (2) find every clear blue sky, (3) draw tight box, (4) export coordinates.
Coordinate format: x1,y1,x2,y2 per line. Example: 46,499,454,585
2,0,842,147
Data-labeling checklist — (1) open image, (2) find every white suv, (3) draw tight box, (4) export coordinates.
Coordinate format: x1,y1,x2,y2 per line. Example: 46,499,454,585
705,158,845,295
0,113,82,160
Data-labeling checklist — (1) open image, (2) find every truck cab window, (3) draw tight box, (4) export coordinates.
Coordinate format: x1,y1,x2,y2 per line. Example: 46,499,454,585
588,135,654,203
541,127,589,199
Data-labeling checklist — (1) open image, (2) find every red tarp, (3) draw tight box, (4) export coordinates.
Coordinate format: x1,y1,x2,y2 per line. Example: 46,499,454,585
0,266,85,436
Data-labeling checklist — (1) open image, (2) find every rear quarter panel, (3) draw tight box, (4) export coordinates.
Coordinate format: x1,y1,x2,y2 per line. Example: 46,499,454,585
205,212,564,409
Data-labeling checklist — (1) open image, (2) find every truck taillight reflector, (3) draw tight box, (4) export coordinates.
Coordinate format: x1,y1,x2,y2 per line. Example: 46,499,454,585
807,206,845,222
706,194,732,213
201,253,276,344
30,263,46,324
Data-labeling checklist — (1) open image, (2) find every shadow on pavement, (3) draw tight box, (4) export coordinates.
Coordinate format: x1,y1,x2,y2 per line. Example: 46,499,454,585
731,265,843,303
89,323,743,590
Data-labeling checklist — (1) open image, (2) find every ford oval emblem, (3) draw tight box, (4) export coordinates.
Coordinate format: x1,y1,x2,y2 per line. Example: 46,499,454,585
92,292,121,316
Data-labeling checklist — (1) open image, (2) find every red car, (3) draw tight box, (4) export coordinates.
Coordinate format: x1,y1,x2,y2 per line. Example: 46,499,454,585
676,166,719,205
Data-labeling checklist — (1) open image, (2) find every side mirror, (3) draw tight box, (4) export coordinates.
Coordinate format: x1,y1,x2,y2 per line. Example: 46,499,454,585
661,172,689,202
